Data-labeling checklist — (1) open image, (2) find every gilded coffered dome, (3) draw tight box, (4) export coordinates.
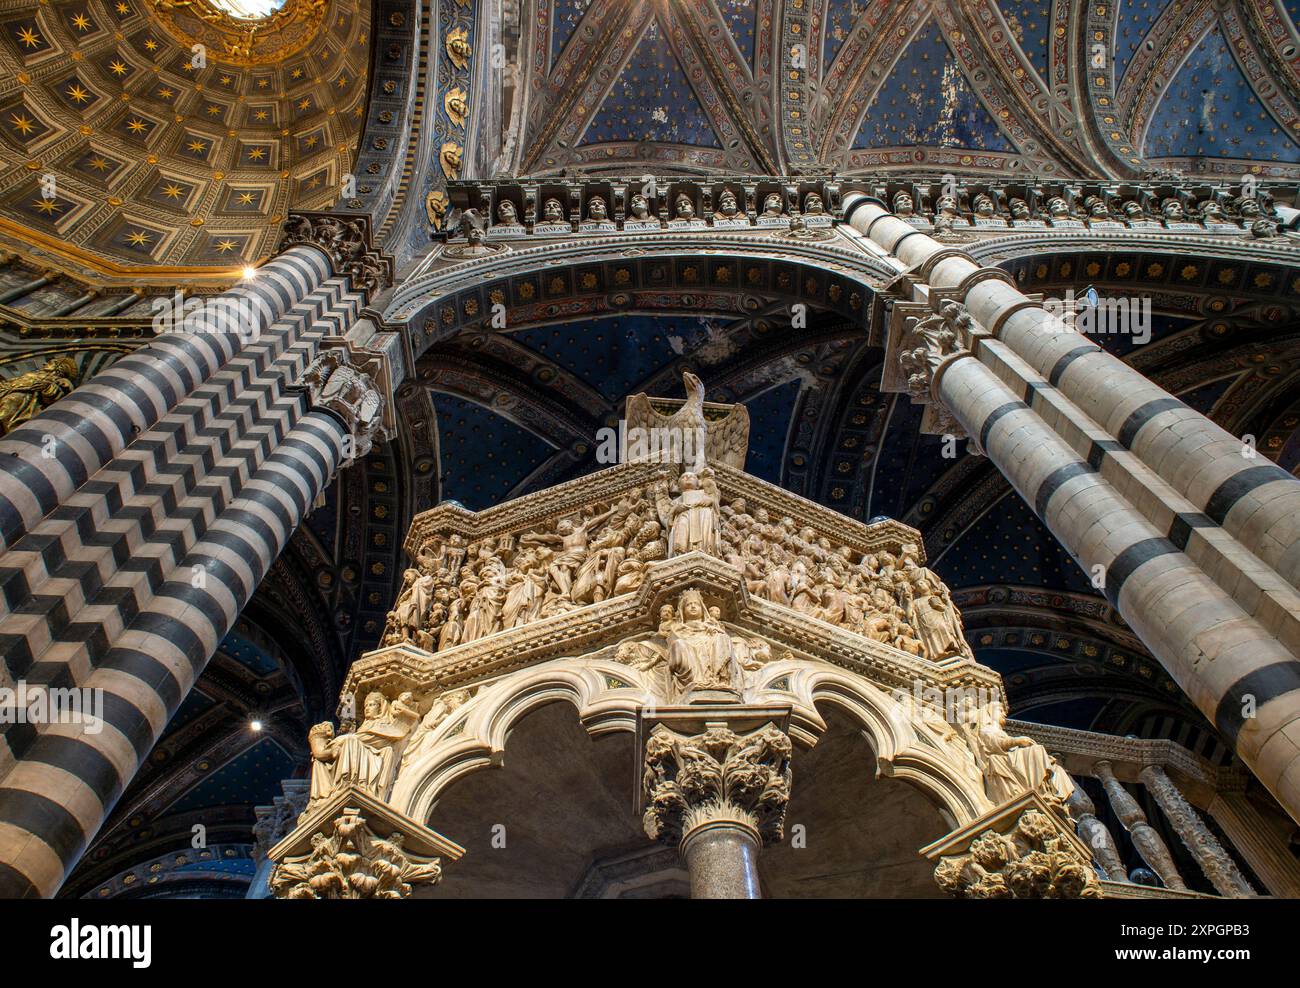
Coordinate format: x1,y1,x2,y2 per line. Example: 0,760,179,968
0,0,368,283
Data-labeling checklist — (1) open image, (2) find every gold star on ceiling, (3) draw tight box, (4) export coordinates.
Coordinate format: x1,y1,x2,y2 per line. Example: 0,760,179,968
116,2,129,13
303,134,318,147
32,199,61,215
126,117,148,133
207,105,221,115
9,113,35,136
144,38,158,51
246,147,266,160
71,13,91,31
235,192,256,204
109,59,128,76
162,183,184,199
66,84,92,104
298,98,311,110
125,229,152,246
86,155,111,171
158,87,173,99
254,110,268,121
16,26,41,48
290,68,303,79
187,139,207,153
214,239,239,253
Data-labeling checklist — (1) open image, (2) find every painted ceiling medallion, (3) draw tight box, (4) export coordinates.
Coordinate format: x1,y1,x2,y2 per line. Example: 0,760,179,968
146,0,329,65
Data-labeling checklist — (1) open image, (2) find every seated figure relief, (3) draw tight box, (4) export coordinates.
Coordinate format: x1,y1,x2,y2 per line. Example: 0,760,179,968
307,691,419,808
617,589,771,702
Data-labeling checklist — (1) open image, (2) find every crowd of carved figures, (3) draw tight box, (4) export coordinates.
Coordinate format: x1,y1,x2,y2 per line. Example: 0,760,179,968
381,476,974,666
717,497,974,663
443,178,1299,241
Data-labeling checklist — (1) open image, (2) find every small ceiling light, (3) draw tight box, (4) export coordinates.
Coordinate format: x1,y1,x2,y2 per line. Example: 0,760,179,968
249,719,263,732
241,265,257,280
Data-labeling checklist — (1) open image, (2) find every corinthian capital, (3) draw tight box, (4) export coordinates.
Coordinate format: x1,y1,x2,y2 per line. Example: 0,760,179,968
642,720,792,848
924,793,1103,899
271,804,443,899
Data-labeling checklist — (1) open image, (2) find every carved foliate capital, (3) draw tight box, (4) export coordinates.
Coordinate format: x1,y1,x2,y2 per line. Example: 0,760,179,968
270,805,443,899
923,792,1103,899
278,212,393,296
297,348,386,465
268,786,464,900
642,720,792,848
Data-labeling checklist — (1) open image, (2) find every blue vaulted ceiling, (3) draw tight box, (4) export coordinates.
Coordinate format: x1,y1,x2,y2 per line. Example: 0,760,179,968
1144,26,1300,161
1115,0,1171,83
935,491,1097,597
718,0,756,66
579,19,721,147
511,315,717,401
431,393,556,510
999,0,1051,81
552,0,592,61
823,0,862,71
853,18,1014,152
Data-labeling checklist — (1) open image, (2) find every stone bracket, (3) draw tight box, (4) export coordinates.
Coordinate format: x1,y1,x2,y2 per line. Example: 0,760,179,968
921,790,1103,898
269,784,464,866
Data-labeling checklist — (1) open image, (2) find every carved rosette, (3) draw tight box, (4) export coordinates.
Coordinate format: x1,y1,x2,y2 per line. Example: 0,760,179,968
642,722,793,848
931,808,1102,899
270,806,444,899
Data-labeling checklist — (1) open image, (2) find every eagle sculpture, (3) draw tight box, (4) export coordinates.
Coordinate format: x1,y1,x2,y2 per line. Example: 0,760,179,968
624,370,751,470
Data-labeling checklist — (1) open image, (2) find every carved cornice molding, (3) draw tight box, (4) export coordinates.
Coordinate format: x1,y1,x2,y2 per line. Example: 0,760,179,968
1010,718,1249,803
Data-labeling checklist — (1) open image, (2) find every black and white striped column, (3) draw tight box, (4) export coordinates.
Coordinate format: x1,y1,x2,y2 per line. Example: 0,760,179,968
933,348,1300,824
843,193,1300,594
0,409,349,897
0,247,330,551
